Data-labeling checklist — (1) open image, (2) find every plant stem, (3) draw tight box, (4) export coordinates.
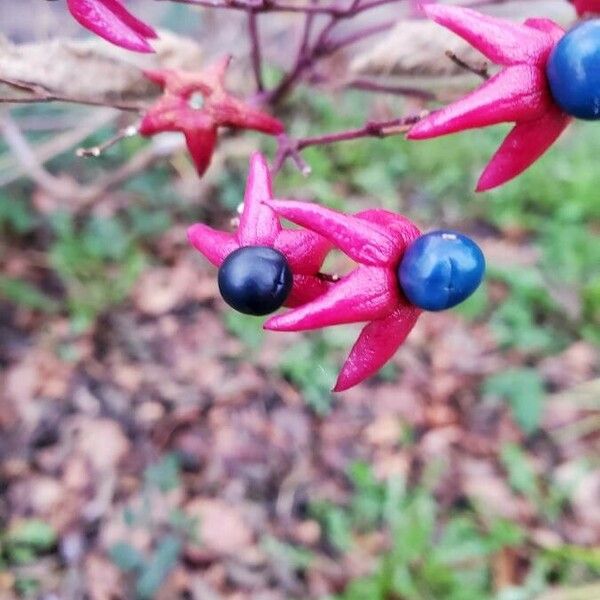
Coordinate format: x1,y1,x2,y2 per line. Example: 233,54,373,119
248,11,265,91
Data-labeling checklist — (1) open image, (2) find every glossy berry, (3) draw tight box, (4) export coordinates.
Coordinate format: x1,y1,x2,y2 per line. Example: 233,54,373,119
547,21,600,120
218,246,293,316
398,231,485,311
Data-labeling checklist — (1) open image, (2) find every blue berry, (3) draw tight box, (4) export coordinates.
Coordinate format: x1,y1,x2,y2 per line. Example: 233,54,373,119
547,20,600,120
218,246,293,316
398,231,485,311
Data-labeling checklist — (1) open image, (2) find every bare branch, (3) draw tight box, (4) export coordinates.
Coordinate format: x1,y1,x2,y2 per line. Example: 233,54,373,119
273,111,427,173
445,51,490,80
0,77,146,111
248,11,266,92
76,124,140,158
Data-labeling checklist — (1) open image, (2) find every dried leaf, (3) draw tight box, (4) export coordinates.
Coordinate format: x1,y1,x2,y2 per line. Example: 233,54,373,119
350,19,485,79
0,31,203,105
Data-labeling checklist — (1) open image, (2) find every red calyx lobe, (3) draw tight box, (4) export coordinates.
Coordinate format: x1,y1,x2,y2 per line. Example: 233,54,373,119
139,57,284,176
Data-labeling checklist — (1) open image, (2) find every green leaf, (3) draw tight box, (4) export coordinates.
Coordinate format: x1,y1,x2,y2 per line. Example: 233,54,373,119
500,443,539,502
483,368,544,434
262,536,313,570
224,311,264,349
144,454,181,493
135,536,181,599
0,277,59,313
109,542,145,573
6,519,56,550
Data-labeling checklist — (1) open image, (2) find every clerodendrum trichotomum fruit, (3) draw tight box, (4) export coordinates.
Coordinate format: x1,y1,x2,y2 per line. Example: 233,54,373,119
218,246,293,316
398,230,485,312
547,20,600,120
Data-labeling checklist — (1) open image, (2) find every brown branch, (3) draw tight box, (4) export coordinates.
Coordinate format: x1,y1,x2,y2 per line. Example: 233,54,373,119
266,5,317,104
248,11,265,92
273,111,427,173
445,51,490,80
157,0,403,16
76,124,140,158
343,77,435,100
0,77,146,111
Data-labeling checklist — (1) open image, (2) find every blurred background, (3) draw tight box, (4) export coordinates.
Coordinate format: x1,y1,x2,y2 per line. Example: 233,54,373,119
0,1,598,599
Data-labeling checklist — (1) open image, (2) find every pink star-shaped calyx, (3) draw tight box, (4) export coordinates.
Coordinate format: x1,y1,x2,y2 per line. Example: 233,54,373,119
572,0,600,15
407,4,570,191
262,201,422,392
139,57,284,176
66,0,158,53
188,153,332,308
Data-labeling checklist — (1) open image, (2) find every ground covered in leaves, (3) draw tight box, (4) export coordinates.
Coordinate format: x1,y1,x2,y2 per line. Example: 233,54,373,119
1,3,600,599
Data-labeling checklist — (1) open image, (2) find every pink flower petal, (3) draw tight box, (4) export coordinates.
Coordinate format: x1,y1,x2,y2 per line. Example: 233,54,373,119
273,229,331,275
284,275,333,308
266,200,401,266
477,106,571,191
408,65,550,139
334,306,421,392
187,223,238,266
66,0,155,53
237,153,281,246
184,127,218,176
100,0,158,39
264,267,398,332
423,4,554,66
524,18,565,43
354,210,421,251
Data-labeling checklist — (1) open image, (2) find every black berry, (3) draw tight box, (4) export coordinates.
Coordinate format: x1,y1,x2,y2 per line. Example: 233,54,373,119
218,246,293,316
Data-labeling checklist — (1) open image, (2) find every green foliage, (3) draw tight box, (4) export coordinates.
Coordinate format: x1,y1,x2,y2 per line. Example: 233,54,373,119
143,453,182,493
0,194,36,234
109,455,190,599
1,519,56,566
135,536,182,600
500,443,540,503
484,368,545,434
0,276,59,313
109,542,146,573
224,311,265,349
487,266,568,353
48,212,145,330
314,462,599,600
109,537,183,600
262,536,314,571
278,329,355,414
314,466,526,600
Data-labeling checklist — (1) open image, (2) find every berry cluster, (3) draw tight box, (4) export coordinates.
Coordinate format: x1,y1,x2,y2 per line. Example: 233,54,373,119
190,154,485,391
59,0,599,389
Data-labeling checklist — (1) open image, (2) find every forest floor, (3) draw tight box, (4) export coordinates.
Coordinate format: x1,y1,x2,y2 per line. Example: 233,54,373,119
1,2,599,599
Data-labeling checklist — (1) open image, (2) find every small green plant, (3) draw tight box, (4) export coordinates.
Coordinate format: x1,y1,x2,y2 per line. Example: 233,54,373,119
312,462,597,600
109,454,197,600
0,519,56,597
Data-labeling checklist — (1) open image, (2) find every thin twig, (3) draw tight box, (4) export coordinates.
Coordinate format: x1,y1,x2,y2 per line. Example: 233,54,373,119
317,20,393,56
76,124,140,158
445,51,490,80
273,111,427,172
0,77,146,111
344,77,435,100
248,11,265,92
157,0,402,16
267,5,317,104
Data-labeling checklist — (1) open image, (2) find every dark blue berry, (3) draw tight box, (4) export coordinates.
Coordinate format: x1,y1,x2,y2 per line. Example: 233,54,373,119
398,231,485,311
547,20,600,120
218,246,293,316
